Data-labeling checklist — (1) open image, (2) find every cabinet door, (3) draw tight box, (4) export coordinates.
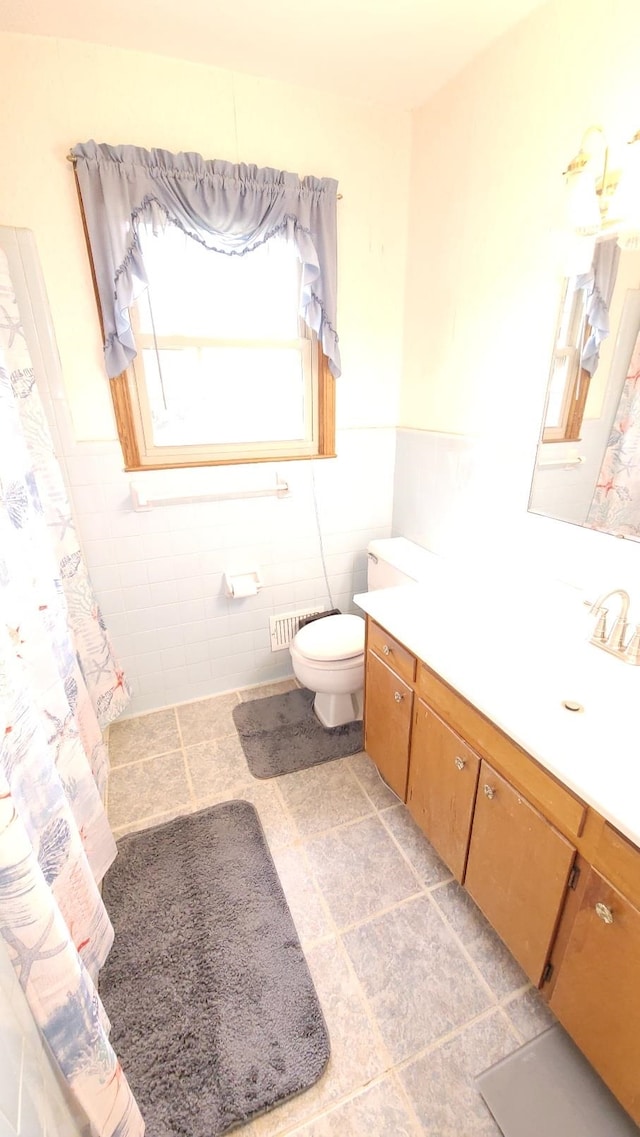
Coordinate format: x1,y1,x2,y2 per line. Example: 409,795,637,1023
465,760,575,985
549,868,640,1124
407,699,480,882
364,650,413,800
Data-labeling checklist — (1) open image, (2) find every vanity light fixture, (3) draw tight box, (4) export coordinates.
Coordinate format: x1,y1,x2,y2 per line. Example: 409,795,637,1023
563,126,606,237
564,125,640,250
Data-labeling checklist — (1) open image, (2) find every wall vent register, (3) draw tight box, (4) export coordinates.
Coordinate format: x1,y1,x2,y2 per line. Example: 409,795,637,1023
269,607,326,651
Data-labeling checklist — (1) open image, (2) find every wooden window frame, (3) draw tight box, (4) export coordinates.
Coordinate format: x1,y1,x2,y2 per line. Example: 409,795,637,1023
110,344,335,471
542,343,592,445
542,281,591,445
74,171,336,472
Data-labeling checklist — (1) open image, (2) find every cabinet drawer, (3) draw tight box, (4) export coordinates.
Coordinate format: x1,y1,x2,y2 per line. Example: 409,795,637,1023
368,620,416,684
593,823,640,910
417,663,586,839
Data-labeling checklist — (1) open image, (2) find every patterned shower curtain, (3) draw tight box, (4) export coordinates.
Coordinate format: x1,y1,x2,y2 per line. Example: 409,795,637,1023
587,325,640,538
0,249,144,1136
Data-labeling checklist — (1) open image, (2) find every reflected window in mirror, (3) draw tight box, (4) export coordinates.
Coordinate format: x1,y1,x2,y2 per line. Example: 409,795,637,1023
543,238,621,445
543,280,589,442
529,239,640,541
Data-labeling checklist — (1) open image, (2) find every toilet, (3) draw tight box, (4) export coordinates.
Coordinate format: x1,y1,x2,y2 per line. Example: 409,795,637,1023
290,537,435,728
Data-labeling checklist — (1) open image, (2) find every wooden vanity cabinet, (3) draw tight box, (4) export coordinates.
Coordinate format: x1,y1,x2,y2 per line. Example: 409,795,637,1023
407,699,480,882
362,613,640,1122
464,760,576,985
363,647,413,800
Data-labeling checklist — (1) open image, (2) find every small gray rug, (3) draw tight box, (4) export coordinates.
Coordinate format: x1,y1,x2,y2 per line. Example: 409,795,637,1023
232,687,363,779
101,801,330,1136
477,1025,639,1137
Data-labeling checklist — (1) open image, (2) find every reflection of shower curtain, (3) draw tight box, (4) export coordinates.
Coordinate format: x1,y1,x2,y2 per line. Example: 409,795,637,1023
587,327,640,538
0,249,143,1135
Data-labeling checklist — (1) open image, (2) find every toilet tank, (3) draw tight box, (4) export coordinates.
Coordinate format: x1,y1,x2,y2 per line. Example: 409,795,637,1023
367,537,437,590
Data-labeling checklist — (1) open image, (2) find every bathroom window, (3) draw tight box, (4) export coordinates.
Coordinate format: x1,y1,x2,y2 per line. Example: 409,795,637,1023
114,225,334,469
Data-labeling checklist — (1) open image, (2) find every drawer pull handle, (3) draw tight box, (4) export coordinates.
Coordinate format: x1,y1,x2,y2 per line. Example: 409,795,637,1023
454,756,466,771
382,644,391,655
595,902,614,925
483,784,495,800
394,691,404,703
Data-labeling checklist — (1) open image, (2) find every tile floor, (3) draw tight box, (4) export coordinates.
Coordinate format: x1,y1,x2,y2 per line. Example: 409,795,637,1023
106,680,556,1137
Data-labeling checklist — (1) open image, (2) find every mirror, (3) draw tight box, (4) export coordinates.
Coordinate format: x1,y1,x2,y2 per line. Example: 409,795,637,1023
529,242,640,540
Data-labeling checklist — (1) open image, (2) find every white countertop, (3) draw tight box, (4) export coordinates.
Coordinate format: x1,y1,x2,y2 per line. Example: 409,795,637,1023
355,579,640,847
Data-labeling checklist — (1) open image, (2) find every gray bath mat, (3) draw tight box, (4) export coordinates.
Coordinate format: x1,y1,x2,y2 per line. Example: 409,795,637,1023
101,800,330,1136
477,1024,639,1137
232,687,363,778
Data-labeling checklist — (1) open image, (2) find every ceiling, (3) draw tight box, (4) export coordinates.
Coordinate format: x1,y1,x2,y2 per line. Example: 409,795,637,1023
0,0,548,109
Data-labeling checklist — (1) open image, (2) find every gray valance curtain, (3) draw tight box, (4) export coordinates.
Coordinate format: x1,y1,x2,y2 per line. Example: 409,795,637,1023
71,140,341,379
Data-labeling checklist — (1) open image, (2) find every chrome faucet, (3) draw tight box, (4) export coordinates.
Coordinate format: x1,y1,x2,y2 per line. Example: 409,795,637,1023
588,589,640,664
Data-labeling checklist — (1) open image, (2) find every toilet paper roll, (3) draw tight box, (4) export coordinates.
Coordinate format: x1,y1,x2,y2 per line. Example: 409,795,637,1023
226,573,260,598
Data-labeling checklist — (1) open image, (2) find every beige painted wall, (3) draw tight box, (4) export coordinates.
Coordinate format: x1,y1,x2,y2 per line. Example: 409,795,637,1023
401,0,640,438
0,32,411,440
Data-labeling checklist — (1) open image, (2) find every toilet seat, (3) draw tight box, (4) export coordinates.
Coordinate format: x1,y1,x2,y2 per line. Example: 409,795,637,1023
293,614,365,661
290,641,364,674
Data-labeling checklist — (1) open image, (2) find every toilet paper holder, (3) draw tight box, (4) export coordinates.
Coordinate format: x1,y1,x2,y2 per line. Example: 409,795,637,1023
224,570,263,599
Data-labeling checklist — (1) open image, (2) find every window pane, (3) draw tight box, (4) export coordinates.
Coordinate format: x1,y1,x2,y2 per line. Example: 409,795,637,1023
544,350,579,430
143,346,307,446
136,225,301,339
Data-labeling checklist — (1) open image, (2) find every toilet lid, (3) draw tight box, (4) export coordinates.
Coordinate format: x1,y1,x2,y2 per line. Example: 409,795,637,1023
294,614,365,661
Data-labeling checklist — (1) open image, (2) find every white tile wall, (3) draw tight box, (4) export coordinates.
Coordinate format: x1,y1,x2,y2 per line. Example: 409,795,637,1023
392,427,640,604
52,399,395,715
392,428,481,557
0,938,86,1137
7,229,396,716
12,226,404,720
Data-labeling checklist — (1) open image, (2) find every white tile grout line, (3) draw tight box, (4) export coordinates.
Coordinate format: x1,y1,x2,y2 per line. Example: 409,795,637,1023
111,752,450,882
390,1067,429,1137
495,984,552,1046
110,722,240,767
271,815,492,1136
422,888,525,1048
270,778,303,849
308,902,401,1126
262,822,402,1133
281,1070,425,1137
173,706,197,809
391,1001,524,1077
109,746,184,771
116,679,293,722
376,803,455,894
293,836,528,1100
279,885,493,1135
113,684,253,721
110,720,249,769
112,805,190,840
